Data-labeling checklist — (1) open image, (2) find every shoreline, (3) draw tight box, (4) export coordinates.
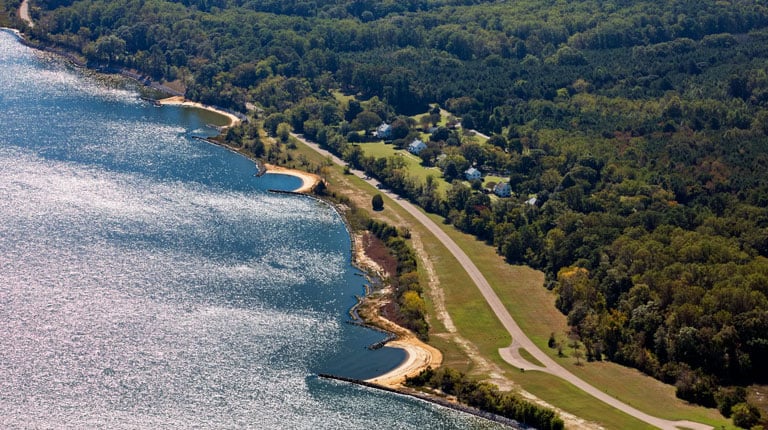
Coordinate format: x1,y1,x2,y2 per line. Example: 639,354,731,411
157,96,242,128
263,163,321,194
349,233,443,389
5,21,447,418
191,139,321,195
318,374,523,429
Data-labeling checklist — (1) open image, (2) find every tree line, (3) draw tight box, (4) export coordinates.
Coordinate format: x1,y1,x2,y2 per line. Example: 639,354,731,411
406,366,565,430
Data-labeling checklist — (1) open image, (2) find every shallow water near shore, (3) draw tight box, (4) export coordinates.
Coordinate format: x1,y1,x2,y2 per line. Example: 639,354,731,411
0,30,506,428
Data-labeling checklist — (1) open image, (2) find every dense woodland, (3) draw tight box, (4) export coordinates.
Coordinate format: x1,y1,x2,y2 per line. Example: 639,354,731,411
4,0,768,420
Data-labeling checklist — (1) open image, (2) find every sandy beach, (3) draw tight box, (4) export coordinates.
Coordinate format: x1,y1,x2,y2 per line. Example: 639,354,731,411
263,163,321,193
162,100,432,383
351,235,443,388
365,326,443,388
158,96,241,128
155,99,319,194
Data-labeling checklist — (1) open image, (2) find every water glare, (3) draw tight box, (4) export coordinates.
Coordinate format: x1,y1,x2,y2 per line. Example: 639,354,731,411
0,29,504,429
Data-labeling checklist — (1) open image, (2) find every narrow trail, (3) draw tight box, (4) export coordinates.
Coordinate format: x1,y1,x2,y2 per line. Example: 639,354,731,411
19,0,34,28
292,132,712,430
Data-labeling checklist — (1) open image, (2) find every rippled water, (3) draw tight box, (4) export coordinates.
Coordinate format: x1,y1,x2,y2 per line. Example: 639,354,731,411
0,30,506,429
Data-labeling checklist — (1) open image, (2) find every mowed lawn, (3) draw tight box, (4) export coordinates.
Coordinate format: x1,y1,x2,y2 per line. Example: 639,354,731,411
357,141,451,195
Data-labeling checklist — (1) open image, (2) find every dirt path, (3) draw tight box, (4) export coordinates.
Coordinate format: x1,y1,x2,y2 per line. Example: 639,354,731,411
19,0,34,28
291,132,712,430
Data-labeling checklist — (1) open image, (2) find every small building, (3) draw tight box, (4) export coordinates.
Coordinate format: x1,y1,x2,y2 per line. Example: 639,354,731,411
464,167,482,181
494,182,512,197
376,123,392,140
408,139,427,155
526,196,538,206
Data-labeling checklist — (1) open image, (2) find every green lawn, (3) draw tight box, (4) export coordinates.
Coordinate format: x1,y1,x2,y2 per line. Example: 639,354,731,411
482,175,506,187
331,90,355,105
358,141,451,195
461,129,489,144
409,106,458,129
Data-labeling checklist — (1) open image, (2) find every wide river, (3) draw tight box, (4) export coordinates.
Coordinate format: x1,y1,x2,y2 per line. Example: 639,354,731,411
0,30,505,429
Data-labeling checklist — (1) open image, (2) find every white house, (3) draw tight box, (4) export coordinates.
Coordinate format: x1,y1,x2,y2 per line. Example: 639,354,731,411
408,139,427,154
494,182,512,197
376,123,392,140
464,167,482,181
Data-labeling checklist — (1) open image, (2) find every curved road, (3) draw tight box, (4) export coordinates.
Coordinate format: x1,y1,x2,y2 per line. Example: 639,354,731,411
292,133,711,430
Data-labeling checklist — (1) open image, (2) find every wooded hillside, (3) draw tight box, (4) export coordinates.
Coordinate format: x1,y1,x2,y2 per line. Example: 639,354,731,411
5,0,768,419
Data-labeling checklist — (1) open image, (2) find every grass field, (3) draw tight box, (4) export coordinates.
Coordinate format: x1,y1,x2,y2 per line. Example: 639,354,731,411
284,137,733,429
331,90,355,105
482,174,507,187
357,141,451,195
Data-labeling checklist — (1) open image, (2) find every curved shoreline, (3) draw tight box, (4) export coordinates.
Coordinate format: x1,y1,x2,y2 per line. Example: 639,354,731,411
5,21,442,418
318,374,523,429
157,96,241,128
348,234,443,389
263,163,321,193
366,338,442,387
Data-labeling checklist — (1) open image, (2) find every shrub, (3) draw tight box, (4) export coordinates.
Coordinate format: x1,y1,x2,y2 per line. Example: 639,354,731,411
372,194,384,211
731,402,761,429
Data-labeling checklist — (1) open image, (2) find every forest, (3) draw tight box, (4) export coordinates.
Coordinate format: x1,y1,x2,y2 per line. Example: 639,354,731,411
3,0,768,421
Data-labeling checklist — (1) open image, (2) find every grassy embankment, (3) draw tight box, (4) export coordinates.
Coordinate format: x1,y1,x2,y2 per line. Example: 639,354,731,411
281,137,732,429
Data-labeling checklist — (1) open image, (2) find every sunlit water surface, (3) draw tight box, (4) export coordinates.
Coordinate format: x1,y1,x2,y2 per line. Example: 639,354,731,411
0,30,506,429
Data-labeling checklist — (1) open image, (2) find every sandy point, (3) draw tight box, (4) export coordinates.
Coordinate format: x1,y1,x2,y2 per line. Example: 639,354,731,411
264,163,321,193
157,96,241,128
366,336,443,389
356,294,443,388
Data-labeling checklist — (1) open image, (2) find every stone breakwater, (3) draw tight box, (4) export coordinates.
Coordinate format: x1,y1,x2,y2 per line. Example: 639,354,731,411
317,374,526,429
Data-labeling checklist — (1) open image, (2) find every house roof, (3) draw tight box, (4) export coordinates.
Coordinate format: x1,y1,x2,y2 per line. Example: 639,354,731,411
494,182,512,196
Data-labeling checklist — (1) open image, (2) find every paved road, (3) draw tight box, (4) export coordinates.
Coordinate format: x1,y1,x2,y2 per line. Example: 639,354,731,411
293,133,712,430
